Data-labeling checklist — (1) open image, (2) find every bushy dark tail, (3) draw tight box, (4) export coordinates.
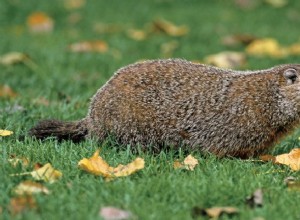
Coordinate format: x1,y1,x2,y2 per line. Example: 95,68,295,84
29,119,88,143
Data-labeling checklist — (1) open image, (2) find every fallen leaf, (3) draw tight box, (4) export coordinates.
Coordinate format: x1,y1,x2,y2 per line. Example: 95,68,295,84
152,19,189,37
99,207,132,220
173,154,198,171
260,148,300,171
0,52,28,66
9,196,37,215
191,206,239,218
68,40,108,53
93,23,122,34
27,12,54,33
12,163,62,183
64,0,86,10
0,129,13,136
8,155,29,167
234,0,260,9
284,176,300,191
245,38,288,58
32,97,50,106
222,34,256,47
78,150,144,179
160,40,178,57
127,29,147,41
204,51,246,69
13,180,50,195
30,163,62,183
264,0,288,8
67,12,82,25
259,154,276,162
288,43,300,55
246,188,263,208
0,85,17,98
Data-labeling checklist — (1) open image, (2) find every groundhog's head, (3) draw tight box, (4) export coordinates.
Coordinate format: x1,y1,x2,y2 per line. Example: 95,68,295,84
277,64,300,114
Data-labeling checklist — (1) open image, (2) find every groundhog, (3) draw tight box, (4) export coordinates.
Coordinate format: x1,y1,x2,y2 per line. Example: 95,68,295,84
29,59,300,158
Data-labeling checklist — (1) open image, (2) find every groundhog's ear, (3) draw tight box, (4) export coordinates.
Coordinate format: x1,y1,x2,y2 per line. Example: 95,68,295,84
283,68,298,85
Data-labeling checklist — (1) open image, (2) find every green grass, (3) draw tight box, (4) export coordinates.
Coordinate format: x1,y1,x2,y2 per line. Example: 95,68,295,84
1,0,300,219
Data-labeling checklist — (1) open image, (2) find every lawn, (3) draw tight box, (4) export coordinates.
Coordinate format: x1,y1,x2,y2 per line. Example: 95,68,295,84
1,0,300,219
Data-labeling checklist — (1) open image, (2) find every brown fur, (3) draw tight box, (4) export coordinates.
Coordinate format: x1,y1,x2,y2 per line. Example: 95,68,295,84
29,59,300,158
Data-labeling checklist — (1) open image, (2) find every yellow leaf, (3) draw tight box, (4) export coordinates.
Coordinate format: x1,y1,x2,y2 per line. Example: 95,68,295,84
78,150,145,179
192,206,239,218
265,0,288,8
27,12,54,33
30,163,63,183
64,0,86,10
284,177,300,191
275,148,300,171
0,129,13,136
0,85,17,98
204,51,246,69
161,40,178,58
173,154,198,171
260,148,300,171
127,29,147,41
246,38,288,58
204,207,239,218
152,19,189,37
13,180,50,195
68,40,108,53
0,52,28,66
288,43,300,55
8,156,29,167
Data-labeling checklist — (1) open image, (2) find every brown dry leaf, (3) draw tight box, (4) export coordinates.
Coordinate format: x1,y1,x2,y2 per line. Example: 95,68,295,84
264,0,288,8
14,180,50,195
0,52,28,66
27,12,54,33
64,0,86,10
204,51,246,69
127,29,147,41
173,154,198,171
192,206,239,218
78,150,145,179
246,188,263,208
152,19,189,37
12,163,62,183
0,129,13,136
99,207,132,220
9,196,37,215
68,40,108,53
245,38,288,58
260,148,300,171
0,85,17,98
8,155,29,167
259,154,276,162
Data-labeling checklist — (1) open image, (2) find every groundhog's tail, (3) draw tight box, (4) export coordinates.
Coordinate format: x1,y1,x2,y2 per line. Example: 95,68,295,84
29,119,88,143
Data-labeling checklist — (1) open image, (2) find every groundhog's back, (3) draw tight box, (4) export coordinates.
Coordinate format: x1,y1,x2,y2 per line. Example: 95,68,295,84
87,59,299,157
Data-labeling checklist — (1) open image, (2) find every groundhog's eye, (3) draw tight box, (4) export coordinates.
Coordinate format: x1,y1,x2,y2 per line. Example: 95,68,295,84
284,68,298,85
